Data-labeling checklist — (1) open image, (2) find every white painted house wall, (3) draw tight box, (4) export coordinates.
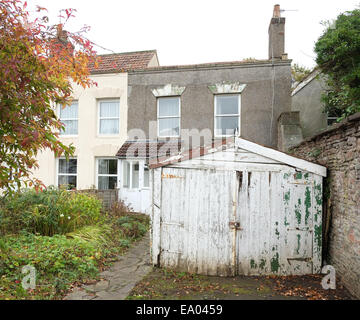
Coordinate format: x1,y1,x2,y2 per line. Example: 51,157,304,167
32,73,128,190
151,139,326,276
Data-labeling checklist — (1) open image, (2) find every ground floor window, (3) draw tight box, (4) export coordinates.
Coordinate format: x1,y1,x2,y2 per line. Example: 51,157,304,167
57,158,77,190
97,158,118,190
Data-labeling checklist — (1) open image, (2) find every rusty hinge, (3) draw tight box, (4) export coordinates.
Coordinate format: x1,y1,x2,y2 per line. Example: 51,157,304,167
229,222,243,230
287,257,312,264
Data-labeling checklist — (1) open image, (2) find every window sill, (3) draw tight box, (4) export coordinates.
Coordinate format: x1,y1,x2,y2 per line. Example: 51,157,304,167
97,134,121,138
59,135,79,138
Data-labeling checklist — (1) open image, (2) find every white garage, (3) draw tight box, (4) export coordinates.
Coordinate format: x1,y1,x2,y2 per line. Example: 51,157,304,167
150,137,326,276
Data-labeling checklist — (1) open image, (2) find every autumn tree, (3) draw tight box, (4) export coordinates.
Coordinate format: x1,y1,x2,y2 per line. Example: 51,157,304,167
315,7,360,120
0,0,98,193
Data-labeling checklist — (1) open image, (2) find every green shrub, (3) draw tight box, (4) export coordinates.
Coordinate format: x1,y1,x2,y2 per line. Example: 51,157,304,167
0,187,102,236
116,213,150,239
66,225,112,247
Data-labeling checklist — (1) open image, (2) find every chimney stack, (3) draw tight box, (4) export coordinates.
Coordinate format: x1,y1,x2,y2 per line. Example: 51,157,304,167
268,4,286,60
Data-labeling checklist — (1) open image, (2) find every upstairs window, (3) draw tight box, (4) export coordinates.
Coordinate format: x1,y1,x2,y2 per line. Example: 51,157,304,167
157,97,180,137
99,100,120,135
58,158,77,190
214,94,240,137
59,102,78,135
97,158,118,190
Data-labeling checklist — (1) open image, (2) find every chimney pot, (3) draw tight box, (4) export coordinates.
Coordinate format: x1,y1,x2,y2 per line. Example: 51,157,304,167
273,4,281,18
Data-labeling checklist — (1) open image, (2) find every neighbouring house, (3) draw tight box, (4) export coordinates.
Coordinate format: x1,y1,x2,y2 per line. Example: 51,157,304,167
32,50,159,191
117,5,292,212
291,69,331,138
149,137,326,276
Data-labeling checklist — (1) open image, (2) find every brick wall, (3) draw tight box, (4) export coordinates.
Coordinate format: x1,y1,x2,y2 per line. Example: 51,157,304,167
290,112,360,298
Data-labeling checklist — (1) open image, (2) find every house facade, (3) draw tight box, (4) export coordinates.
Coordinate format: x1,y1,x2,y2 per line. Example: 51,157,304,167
117,5,292,212
32,50,159,190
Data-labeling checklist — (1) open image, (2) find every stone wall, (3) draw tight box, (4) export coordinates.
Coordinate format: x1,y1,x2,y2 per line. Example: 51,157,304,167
290,112,360,298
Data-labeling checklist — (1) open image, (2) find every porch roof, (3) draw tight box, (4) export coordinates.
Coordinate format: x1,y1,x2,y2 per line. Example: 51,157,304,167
116,140,182,159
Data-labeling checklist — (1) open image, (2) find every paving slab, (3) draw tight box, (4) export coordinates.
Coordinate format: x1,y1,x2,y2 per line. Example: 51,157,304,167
64,232,151,300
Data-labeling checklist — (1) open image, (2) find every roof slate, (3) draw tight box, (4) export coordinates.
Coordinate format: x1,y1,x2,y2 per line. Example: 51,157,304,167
89,50,157,74
116,140,182,159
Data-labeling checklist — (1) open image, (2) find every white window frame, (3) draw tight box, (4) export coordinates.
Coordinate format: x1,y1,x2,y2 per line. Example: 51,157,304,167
95,157,118,190
58,101,78,137
122,160,144,190
157,96,181,138
214,94,241,138
143,163,150,189
56,157,77,189
97,99,121,136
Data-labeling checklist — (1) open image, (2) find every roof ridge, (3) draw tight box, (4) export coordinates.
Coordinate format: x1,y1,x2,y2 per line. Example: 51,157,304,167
96,50,157,57
128,58,291,72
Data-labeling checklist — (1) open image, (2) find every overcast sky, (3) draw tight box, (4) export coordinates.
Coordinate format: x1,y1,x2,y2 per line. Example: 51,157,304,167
27,0,359,68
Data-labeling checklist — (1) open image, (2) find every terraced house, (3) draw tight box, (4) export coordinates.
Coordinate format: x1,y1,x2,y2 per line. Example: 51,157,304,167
32,50,159,192
117,5,292,212
33,5,292,214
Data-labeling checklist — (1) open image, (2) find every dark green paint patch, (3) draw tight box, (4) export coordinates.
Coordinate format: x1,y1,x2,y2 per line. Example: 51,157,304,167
304,173,309,179
283,173,290,179
314,225,322,249
295,200,302,225
250,259,257,269
314,183,323,206
284,191,290,205
270,252,280,273
305,187,311,225
284,216,290,227
259,259,266,270
294,172,303,180
275,222,280,239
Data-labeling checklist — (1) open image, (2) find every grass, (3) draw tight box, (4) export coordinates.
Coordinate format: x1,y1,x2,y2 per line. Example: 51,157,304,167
0,206,149,300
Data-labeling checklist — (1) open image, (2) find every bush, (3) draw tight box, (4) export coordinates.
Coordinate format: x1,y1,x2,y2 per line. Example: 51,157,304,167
108,200,133,217
116,213,150,239
0,187,102,236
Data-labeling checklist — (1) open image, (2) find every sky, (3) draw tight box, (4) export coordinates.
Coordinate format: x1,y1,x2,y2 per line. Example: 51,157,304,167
26,0,360,69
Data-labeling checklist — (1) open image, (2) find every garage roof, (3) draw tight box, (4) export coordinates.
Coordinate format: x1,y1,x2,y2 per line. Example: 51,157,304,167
149,137,327,177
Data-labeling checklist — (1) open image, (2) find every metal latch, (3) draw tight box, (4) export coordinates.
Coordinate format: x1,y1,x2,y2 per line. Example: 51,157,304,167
229,222,243,230
287,257,312,264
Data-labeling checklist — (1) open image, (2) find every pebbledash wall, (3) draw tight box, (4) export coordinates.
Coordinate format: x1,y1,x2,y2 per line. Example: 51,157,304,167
290,112,360,299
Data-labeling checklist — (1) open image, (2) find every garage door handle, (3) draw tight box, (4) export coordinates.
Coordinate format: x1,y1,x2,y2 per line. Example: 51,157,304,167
229,222,243,230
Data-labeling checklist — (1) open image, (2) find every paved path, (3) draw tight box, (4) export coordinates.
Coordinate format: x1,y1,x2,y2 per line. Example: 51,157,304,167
64,233,151,300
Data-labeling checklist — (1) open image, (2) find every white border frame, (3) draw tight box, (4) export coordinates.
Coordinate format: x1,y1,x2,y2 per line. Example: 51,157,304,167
97,98,121,136
214,94,241,138
58,101,79,137
157,96,181,138
95,157,119,190
55,157,78,188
